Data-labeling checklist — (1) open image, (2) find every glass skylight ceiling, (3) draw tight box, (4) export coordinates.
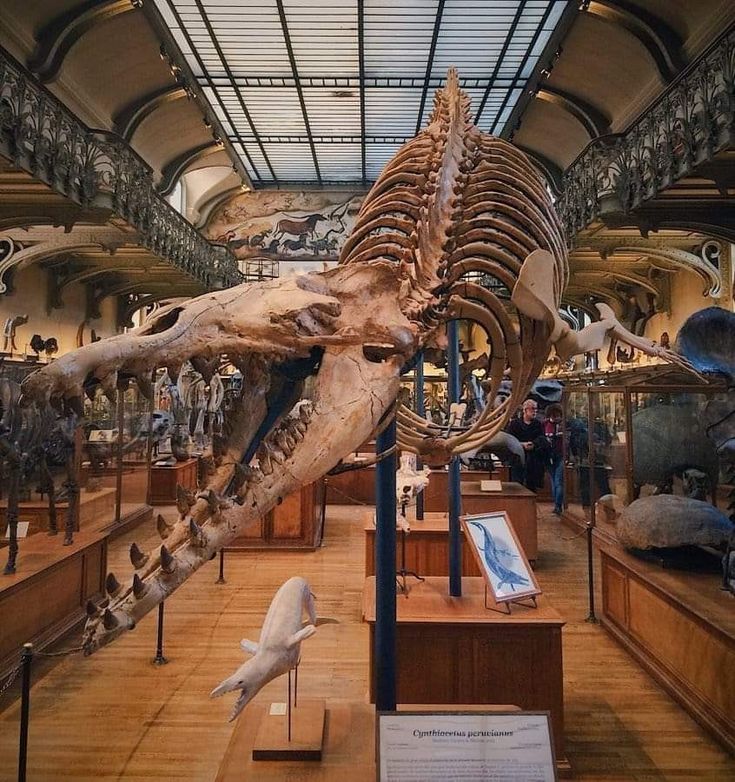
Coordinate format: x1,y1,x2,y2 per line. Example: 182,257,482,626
154,0,569,186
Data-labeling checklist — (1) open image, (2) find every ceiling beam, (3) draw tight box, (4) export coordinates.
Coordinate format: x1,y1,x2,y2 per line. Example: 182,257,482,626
415,0,446,135
475,0,527,127
28,0,139,83
499,2,579,138
157,142,221,197
583,0,685,83
535,85,611,138
275,0,322,185
113,84,189,141
188,0,275,183
358,0,366,185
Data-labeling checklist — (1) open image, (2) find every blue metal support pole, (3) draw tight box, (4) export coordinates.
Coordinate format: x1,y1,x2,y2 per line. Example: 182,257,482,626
447,320,462,597
374,417,397,711
414,351,425,521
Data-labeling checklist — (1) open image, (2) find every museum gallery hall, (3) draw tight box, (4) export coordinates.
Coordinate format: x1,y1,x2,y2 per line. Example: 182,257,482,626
0,1,733,780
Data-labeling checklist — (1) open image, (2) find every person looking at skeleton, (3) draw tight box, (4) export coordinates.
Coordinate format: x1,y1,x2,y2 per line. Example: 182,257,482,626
506,399,546,492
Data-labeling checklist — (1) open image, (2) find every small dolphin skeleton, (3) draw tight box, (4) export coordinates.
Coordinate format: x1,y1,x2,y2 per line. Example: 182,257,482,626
469,521,529,592
211,576,317,721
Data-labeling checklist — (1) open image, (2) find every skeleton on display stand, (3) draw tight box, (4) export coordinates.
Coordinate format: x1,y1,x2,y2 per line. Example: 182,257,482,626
19,70,692,654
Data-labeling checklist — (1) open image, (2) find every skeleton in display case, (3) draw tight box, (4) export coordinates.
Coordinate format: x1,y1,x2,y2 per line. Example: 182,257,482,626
20,70,689,654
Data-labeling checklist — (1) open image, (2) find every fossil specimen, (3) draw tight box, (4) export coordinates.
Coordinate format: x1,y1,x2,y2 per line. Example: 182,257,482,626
21,70,686,654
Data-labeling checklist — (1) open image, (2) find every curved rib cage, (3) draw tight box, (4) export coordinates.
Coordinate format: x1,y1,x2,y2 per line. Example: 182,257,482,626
340,69,567,463
22,69,676,655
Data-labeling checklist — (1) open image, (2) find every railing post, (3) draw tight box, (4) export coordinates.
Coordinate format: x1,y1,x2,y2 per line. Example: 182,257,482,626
153,602,168,665
18,643,32,782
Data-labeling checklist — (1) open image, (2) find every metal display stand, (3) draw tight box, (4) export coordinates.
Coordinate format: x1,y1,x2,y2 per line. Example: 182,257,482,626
396,502,424,595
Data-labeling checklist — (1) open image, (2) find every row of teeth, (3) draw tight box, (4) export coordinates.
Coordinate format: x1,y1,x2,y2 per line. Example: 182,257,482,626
254,400,313,476
83,400,315,646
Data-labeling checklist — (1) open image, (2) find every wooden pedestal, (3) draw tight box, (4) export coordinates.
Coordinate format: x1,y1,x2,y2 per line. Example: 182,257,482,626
423,468,507,513
148,458,198,505
596,528,735,754
252,699,326,761
0,487,117,539
364,483,537,577
362,576,565,760
364,511,481,577
0,526,107,677
228,481,325,550
460,481,538,561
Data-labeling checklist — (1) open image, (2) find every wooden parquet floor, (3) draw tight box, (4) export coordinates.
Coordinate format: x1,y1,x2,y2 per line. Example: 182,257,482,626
0,503,733,781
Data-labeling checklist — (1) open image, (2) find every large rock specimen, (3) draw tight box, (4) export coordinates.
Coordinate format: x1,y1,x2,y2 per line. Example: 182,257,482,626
616,495,734,550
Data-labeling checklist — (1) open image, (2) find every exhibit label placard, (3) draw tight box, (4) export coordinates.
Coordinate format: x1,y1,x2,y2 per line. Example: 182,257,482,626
377,711,556,781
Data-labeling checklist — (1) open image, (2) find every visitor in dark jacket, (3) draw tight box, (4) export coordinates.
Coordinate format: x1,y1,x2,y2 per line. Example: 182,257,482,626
543,403,564,514
506,399,546,492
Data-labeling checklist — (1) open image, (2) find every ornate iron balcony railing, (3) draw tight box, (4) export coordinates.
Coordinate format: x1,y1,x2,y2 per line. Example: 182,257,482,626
557,27,735,240
0,47,242,290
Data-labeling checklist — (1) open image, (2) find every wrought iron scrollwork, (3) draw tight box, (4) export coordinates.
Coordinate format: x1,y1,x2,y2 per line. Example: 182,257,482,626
558,28,735,240
0,48,242,290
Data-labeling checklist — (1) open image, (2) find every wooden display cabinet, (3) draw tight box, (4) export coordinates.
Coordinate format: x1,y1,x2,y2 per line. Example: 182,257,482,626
0,525,107,678
364,481,538,576
0,487,116,539
148,458,199,505
363,576,566,764
228,480,325,550
595,525,735,754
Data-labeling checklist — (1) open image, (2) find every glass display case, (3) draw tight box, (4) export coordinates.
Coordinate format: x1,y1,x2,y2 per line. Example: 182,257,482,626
562,365,728,525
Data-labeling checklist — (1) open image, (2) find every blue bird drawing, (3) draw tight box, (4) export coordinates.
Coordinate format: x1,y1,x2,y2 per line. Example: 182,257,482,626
469,521,529,592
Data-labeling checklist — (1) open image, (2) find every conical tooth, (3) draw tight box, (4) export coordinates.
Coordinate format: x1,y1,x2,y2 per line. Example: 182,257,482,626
293,420,307,436
106,572,122,597
156,513,171,540
275,430,293,454
99,372,118,402
102,609,120,631
189,517,205,546
132,573,148,600
136,373,153,401
298,402,313,423
176,484,195,518
258,451,273,475
270,448,286,464
85,600,100,617
129,542,149,569
160,545,176,574
291,426,304,443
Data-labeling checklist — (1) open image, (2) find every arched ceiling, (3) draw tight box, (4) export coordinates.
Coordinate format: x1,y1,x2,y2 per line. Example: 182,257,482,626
1,1,732,194
513,0,735,175
0,0,248,190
